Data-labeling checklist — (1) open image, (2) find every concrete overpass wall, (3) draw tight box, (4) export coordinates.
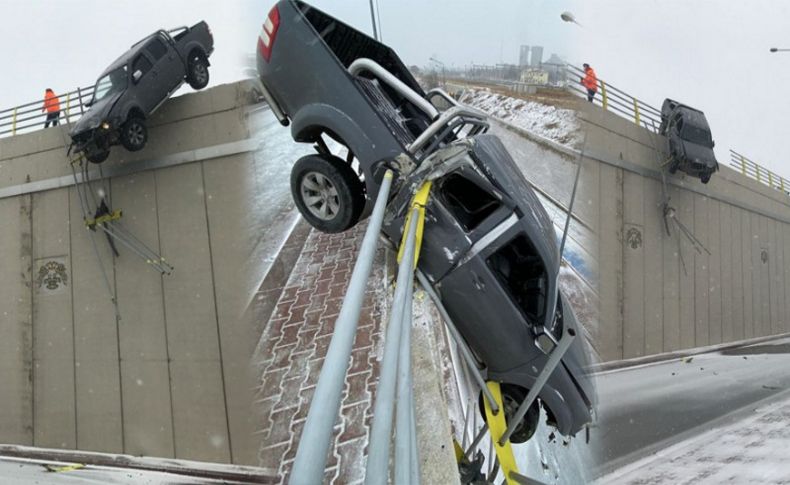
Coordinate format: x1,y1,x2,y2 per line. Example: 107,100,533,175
581,104,790,362
0,81,264,465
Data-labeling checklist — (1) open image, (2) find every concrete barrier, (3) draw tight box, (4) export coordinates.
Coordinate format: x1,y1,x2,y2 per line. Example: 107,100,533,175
0,80,267,466
580,103,790,362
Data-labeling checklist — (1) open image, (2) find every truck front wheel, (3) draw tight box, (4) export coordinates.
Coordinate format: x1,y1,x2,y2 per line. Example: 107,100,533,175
120,117,148,152
187,55,210,90
291,154,365,233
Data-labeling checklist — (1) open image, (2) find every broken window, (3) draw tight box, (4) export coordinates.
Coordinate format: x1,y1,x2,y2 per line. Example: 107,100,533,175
439,172,501,232
487,234,548,326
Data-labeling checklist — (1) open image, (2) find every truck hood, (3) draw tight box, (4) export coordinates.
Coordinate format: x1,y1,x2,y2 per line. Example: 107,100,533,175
681,140,717,168
70,91,123,137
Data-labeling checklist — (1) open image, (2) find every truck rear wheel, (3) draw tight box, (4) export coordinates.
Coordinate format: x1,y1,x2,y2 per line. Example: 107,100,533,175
85,147,110,164
291,154,365,233
187,55,210,90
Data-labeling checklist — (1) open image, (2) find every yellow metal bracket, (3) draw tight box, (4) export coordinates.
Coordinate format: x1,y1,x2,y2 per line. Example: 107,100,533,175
397,181,432,269
85,209,122,228
483,381,520,485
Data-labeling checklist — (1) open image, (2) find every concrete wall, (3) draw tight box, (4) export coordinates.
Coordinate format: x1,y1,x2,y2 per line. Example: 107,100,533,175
0,81,265,465
581,104,790,362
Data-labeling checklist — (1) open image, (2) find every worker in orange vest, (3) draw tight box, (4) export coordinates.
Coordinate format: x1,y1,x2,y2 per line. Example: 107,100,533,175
42,88,61,128
581,63,598,102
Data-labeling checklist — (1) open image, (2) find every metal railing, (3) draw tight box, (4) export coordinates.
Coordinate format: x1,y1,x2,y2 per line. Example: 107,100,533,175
0,85,94,137
730,149,789,195
565,64,662,131
289,171,395,484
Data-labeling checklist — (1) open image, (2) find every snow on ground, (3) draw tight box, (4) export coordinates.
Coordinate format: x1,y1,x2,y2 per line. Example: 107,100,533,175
460,88,582,148
597,389,790,484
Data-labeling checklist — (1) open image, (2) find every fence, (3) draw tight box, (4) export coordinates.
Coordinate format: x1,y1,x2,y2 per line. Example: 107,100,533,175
0,85,94,137
729,149,789,195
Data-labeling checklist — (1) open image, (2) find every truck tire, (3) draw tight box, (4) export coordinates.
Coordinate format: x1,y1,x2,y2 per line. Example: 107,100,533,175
187,55,210,90
479,384,540,444
120,116,148,152
86,147,110,164
291,154,365,233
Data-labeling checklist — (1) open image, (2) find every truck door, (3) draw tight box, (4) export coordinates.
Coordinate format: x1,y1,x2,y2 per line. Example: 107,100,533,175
144,34,183,110
130,53,158,113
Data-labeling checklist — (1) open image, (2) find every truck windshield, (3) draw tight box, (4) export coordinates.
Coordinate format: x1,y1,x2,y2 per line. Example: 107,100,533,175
92,66,128,103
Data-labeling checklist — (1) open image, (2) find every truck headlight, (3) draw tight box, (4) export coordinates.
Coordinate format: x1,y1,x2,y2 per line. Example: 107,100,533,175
101,121,111,130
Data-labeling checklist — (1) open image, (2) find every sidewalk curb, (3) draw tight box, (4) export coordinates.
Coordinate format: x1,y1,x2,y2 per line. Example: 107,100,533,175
590,332,790,374
0,445,276,483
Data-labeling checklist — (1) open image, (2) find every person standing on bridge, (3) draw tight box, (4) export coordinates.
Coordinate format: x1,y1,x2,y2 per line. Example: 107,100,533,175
581,63,598,102
42,88,61,128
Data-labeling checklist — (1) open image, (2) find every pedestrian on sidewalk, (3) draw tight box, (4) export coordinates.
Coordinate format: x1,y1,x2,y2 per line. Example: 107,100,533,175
42,88,61,128
581,64,598,102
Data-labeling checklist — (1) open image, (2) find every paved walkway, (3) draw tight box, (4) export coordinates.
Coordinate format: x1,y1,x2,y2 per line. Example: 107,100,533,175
254,223,387,484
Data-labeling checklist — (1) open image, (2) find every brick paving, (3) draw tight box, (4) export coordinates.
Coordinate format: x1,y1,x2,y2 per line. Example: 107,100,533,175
254,222,387,484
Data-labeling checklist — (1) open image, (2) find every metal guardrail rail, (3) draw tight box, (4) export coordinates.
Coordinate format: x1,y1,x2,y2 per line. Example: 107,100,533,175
565,64,662,131
565,64,788,195
0,85,94,137
729,149,789,195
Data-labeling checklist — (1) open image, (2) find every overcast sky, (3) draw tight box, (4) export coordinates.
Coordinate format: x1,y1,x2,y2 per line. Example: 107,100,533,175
576,0,790,179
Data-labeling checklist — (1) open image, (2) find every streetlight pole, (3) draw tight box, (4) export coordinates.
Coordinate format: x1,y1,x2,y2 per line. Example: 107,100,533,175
369,0,379,41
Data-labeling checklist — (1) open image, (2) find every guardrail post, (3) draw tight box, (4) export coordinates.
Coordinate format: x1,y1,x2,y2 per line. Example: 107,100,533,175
600,81,608,110
781,177,786,194
633,98,641,126
65,93,71,124
289,171,394,485
78,87,85,114
11,109,17,135
756,165,762,184
740,155,747,176
768,171,774,189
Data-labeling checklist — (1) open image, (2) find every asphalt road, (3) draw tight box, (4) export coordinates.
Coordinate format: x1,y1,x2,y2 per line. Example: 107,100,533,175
591,337,790,476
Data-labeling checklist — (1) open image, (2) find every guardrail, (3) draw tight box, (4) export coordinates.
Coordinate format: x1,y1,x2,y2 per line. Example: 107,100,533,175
730,149,789,195
565,64,662,131
0,85,94,137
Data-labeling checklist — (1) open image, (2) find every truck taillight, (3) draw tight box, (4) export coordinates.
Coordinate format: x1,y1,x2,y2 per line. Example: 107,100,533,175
258,5,280,62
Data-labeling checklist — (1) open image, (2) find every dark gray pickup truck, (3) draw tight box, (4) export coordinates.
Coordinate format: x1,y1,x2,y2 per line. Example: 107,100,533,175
257,0,594,445
71,22,214,163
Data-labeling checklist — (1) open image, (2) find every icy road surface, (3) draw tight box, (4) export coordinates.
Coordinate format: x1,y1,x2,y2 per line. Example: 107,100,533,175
591,337,790,477
598,388,790,484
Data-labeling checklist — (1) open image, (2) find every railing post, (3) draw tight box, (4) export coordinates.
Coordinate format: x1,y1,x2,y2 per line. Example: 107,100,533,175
633,98,640,126
756,165,762,184
768,171,774,189
600,81,608,110
740,155,747,176
781,177,786,194
11,109,17,135
78,87,85,114
289,171,394,485
65,93,71,124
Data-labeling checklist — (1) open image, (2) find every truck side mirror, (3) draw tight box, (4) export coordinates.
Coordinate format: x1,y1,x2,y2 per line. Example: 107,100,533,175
133,70,143,83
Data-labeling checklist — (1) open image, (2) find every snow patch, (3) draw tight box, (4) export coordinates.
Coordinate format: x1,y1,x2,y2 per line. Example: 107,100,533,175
460,88,582,148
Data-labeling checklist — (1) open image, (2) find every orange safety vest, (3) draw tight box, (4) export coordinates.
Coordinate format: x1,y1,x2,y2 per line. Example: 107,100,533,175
582,68,598,92
43,91,60,113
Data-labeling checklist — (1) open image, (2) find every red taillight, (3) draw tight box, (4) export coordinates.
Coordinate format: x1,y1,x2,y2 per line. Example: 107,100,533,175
258,5,280,62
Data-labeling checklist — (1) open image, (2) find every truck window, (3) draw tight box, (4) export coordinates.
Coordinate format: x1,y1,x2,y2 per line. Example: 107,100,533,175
439,172,501,232
132,55,153,79
487,234,548,326
146,38,168,61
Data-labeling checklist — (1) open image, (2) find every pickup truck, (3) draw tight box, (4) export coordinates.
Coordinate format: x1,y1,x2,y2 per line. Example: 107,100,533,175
70,22,214,163
659,98,719,183
257,0,595,445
